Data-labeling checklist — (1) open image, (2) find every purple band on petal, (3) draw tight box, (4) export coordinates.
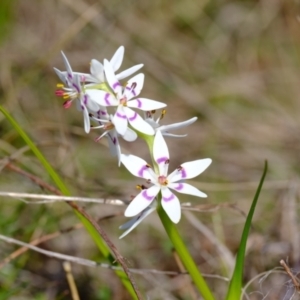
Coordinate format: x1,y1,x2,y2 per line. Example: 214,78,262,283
126,85,137,97
162,193,175,202
83,94,88,105
80,105,84,111
142,189,154,201
138,165,148,177
157,157,168,164
112,137,117,145
116,112,126,119
72,82,80,93
180,167,187,178
136,98,142,108
173,183,183,191
67,73,73,80
129,112,137,121
104,93,111,105
97,109,107,116
113,82,121,90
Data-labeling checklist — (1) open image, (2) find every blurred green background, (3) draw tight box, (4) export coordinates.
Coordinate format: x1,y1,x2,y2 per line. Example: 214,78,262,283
1,0,300,299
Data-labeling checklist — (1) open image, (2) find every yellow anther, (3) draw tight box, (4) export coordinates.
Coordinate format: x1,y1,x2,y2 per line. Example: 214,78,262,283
63,95,69,99
161,109,166,120
56,83,64,88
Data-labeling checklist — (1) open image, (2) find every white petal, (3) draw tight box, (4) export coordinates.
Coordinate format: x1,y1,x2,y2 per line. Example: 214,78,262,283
161,132,187,138
54,68,67,83
104,59,122,94
125,185,160,217
168,182,207,198
145,117,159,129
82,106,90,133
120,154,153,179
106,132,121,166
72,72,96,83
124,73,144,99
110,46,124,71
128,98,166,111
86,90,117,107
168,158,212,182
161,188,181,223
90,59,104,82
153,131,169,176
124,107,154,135
158,117,198,132
113,106,128,136
116,64,144,81
61,51,73,76
119,204,156,239
122,128,138,142
84,94,100,112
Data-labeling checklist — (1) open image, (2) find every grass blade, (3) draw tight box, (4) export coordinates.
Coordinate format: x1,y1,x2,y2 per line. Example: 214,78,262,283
225,161,268,300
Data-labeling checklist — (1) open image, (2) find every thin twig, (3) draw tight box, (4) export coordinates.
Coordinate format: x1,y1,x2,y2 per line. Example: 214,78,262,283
5,162,142,300
280,259,300,292
0,233,229,280
63,262,80,300
0,191,127,205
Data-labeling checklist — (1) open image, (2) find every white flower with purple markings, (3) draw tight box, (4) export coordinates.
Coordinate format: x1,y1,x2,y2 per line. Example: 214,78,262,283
72,46,144,85
54,52,99,133
121,131,212,223
86,60,166,136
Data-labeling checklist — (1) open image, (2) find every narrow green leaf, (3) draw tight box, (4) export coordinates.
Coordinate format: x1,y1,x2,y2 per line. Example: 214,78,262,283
0,106,138,300
225,161,268,300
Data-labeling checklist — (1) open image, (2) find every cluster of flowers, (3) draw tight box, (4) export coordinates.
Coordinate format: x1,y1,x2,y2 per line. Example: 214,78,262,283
54,46,211,238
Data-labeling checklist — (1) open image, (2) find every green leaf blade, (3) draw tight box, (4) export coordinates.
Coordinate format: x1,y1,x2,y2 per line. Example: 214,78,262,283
225,161,268,300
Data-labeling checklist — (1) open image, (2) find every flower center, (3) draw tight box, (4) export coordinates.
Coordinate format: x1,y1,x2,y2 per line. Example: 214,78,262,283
158,175,168,186
120,96,127,106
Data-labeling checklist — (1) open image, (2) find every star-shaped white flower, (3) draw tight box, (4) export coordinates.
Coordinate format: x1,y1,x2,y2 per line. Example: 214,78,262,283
145,110,198,137
121,131,212,223
90,108,137,166
54,52,99,133
86,60,167,136
71,46,144,84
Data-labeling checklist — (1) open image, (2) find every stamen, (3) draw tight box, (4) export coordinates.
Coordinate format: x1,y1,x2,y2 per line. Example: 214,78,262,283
55,90,65,97
136,184,147,190
56,83,64,88
63,100,72,109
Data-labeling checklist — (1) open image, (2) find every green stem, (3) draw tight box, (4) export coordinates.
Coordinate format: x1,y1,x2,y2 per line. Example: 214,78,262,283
0,105,137,299
144,134,214,299
157,204,215,300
